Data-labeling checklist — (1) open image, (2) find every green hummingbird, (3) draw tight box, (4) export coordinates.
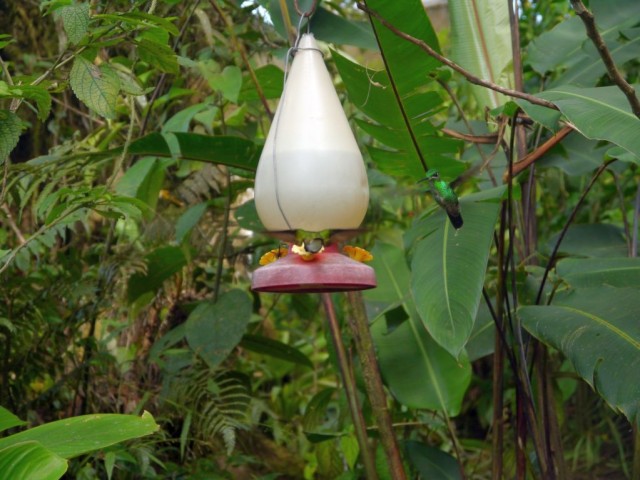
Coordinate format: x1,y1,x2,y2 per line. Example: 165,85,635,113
265,229,362,253
419,169,463,229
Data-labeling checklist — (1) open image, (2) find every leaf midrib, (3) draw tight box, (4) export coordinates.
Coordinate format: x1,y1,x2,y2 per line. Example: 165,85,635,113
561,305,640,351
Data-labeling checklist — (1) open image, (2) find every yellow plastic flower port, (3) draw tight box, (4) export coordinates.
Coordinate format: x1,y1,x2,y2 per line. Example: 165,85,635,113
343,245,373,263
291,243,323,261
259,246,289,265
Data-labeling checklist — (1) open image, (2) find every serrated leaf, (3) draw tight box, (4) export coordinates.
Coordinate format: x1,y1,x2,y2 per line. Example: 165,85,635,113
136,38,178,74
0,109,21,163
57,2,90,44
70,57,120,119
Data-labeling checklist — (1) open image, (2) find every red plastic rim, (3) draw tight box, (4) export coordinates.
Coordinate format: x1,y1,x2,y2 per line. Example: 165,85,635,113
251,245,377,293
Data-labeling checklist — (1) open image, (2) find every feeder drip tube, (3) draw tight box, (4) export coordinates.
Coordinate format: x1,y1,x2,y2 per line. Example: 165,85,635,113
270,2,321,231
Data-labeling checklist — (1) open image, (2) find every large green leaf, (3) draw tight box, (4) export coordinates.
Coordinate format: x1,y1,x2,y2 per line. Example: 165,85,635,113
0,441,67,480
558,28,640,88
528,0,640,85
185,290,252,369
449,0,513,109
332,53,461,180
366,243,471,415
538,134,606,176
537,85,640,159
546,224,628,258
409,188,503,358
0,412,159,458
520,287,640,426
556,257,640,288
333,0,462,179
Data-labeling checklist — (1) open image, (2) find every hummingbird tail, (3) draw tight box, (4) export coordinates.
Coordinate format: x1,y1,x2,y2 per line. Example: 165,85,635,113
447,212,464,229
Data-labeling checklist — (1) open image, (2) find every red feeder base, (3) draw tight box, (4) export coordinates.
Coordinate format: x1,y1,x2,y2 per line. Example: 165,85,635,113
251,244,377,293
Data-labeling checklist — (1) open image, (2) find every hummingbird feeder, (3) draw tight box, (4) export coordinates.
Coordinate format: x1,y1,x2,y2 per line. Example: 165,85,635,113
251,15,376,293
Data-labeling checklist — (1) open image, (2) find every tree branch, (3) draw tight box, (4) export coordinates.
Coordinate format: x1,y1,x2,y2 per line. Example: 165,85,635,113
570,0,640,118
504,125,574,181
357,2,558,111
442,128,498,144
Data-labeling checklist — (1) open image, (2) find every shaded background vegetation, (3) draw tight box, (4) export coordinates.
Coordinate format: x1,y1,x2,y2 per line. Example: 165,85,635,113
1,0,639,478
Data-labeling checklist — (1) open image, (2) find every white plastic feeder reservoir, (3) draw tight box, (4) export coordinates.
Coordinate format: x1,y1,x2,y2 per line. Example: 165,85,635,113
254,34,369,232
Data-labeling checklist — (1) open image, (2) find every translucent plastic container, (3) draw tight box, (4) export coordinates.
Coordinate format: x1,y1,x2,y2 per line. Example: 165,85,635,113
254,34,369,232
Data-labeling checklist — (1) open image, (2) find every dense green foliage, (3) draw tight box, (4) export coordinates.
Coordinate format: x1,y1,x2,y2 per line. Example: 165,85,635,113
0,0,639,478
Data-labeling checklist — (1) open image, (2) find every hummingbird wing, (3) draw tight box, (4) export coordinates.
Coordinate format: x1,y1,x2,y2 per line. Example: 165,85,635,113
262,230,298,243
263,229,365,245
328,229,366,244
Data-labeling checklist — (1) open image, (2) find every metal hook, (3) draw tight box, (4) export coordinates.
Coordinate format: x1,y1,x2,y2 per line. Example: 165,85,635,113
294,0,317,18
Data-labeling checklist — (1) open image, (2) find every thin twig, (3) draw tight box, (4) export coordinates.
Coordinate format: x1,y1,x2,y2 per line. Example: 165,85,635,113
0,55,14,86
632,181,640,258
492,207,507,480
441,127,498,144
213,170,231,303
107,95,136,188
570,0,640,118
357,2,558,111
535,159,616,304
608,170,633,256
51,97,106,126
1,204,26,244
